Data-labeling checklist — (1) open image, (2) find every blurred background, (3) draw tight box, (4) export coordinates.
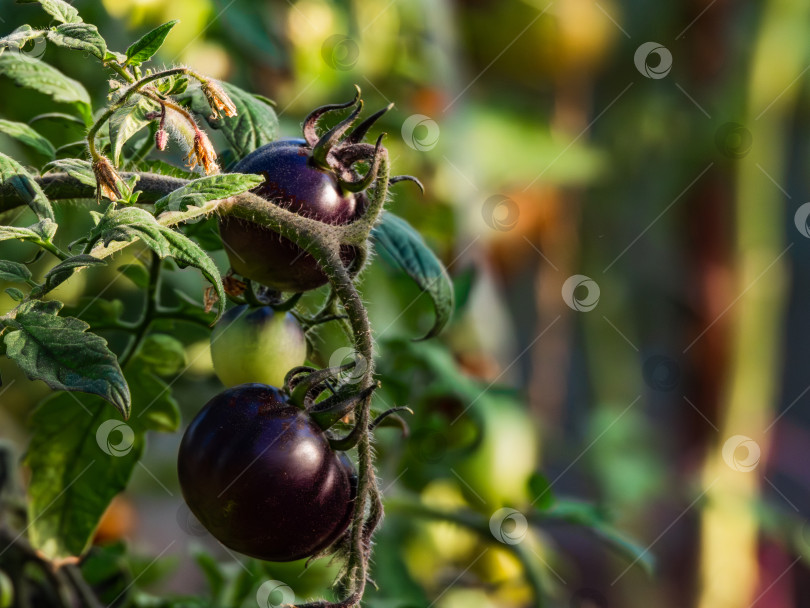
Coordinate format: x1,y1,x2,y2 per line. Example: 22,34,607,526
2,0,810,606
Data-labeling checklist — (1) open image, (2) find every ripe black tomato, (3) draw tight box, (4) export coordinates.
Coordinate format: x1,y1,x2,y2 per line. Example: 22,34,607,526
177,384,356,561
219,139,358,292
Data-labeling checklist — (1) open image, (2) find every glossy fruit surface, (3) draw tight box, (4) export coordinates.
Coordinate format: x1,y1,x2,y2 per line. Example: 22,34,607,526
210,305,307,388
177,384,355,562
220,139,358,292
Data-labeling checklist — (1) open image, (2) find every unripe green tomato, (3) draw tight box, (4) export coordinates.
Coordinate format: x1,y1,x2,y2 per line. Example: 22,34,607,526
0,570,12,608
210,305,307,388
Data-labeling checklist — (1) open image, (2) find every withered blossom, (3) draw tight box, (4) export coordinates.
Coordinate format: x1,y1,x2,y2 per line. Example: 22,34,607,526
92,156,122,201
202,80,237,120
186,130,219,175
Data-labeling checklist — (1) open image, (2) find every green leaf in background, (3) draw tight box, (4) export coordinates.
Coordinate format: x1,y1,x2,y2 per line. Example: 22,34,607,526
2,300,130,418
180,81,278,157
44,158,95,186
0,260,32,284
0,219,56,243
24,362,179,561
109,97,157,165
154,173,264,214
18,0,83,24
0,151,54,220
0,119,55,159
0,25,45,56
5,287,25,301
62,296,125,329
372,211,454,340
528,472,555,511
0,53,91,122
137,333,186,376
117,262,150,288
124,20,178,66
46,23,107,60
92,207,224,320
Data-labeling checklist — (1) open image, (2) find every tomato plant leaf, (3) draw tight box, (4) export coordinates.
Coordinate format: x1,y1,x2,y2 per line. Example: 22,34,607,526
92,207,224,320
124,20,178,66
18,0,83,24
0,119,55,159
0,53,91,122
5,287,25,301
0,25,45,56
179,81,278,157
371,211,454,339
0,152,54,220
109,97,157,165
2,300,130,417
0,260,32,283
41,254,106,292
0,219,56,244
46,23,107,60
153,173,264,214
44,158,96,186
117,262,150,288
137,334,186,376
24,363,179,560
62,296,125,329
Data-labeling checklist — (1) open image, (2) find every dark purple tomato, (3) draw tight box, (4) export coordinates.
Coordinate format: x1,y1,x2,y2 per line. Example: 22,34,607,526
177,384,356,561
220,139,358,292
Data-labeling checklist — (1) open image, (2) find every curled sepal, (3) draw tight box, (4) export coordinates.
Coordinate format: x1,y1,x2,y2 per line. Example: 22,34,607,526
303,85,361,147
288,362,355,407
312,100,365,169
390,175,425,195
347,103,393,145
369,406,414,435
310,385,376,431
339,134,385,193
284,365,316,393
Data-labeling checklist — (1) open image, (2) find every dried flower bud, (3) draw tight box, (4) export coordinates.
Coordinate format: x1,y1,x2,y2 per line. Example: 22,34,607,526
202,80,237,120
92,156,122,201
155,128,169,151
186,129,219,175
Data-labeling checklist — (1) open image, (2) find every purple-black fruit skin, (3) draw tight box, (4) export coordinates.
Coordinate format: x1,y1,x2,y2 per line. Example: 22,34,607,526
220,139,359,292
177,383,355,562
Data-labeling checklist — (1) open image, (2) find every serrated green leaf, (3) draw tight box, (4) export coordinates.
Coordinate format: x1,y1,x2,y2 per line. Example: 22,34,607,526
117,263,150,288
0,53,91,122
43,157,95,186
109,97,156,165
93,207,224,320
0,260,32,283
46,23,106,59
0,219,56,243
5,287,25,301
179,81,278,157
0,119,55,159
124,20,178,66
154,173,264,214
24,363,178,560
372,211,454,339
0,151,54,220
18,0,82,24
0,25,45,56
43,254,106,289
2,300,130,417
